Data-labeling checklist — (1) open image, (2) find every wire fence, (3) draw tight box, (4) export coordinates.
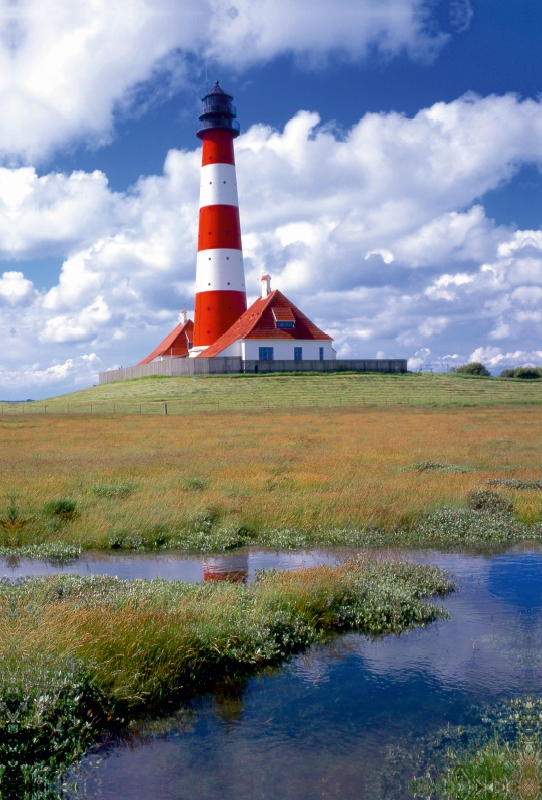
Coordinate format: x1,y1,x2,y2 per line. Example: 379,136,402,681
2,391,542,416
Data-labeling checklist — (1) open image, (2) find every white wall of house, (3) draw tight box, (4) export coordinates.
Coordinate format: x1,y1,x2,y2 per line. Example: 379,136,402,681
215,339,335,360
242,340,335,360
213,340,243,358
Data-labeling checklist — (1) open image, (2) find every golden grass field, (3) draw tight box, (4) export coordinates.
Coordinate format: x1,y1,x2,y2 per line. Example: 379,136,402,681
2,403,541,548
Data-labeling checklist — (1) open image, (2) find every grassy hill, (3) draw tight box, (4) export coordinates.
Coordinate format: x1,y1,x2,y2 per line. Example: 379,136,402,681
5,372,542,414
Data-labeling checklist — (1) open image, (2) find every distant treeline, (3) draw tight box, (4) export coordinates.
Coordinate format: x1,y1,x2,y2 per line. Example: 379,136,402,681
452,362,542,379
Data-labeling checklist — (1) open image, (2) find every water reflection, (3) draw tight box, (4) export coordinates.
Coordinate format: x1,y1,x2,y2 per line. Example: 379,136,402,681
0,548,350,583
65,548,542,800
203,555,249,584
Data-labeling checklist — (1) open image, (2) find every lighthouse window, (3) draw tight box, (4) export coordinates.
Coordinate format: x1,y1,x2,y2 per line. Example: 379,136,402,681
259,347,274,361
294,347,303,361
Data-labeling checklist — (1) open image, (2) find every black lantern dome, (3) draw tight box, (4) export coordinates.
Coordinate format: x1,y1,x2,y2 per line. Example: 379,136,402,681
196,81,240,139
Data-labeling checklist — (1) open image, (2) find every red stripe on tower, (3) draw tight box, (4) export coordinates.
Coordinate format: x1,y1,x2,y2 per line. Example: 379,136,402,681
191,82,247,354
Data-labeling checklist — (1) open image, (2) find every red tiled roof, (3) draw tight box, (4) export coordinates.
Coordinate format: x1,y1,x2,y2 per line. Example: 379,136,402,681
138,319,194,365
272,307,295,322
199,290,331,357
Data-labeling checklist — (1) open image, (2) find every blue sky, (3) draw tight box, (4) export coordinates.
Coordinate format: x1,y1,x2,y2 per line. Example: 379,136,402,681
0,0,541,397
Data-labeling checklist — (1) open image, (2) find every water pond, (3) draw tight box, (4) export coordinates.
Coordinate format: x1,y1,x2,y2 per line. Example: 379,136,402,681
25,544,534,799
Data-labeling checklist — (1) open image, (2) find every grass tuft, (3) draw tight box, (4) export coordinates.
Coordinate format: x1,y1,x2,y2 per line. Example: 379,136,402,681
43,499,77,519
90,482,135,498
412,461,471,474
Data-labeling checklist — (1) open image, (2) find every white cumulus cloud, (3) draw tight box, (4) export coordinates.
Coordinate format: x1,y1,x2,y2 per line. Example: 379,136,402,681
0,0,448,164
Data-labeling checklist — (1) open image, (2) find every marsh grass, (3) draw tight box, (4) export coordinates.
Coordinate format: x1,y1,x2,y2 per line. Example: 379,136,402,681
0,558,452,794
2,406,541,550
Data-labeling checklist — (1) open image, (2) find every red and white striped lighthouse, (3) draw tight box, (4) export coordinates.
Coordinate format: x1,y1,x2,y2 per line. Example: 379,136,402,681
190,82,247,355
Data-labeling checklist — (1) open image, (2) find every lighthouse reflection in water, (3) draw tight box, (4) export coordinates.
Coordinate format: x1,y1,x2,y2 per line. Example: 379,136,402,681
203,554,249,584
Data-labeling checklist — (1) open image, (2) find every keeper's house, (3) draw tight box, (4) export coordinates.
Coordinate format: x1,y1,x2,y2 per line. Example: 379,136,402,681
201,275,334,362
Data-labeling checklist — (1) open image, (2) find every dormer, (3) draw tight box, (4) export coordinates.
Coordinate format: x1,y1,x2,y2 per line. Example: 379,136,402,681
272,307,295,329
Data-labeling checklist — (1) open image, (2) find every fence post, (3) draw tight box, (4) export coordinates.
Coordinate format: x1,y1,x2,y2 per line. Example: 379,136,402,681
164,403,168,415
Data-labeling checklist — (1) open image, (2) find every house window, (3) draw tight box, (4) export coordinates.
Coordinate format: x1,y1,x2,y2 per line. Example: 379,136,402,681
294,347,303,361
259,347,274,361
273,308,295,328
319,347,324,361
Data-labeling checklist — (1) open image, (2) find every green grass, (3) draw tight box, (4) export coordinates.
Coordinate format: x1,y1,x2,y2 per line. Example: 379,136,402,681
0,558,452,796
412,697,541,799
4,372,542,415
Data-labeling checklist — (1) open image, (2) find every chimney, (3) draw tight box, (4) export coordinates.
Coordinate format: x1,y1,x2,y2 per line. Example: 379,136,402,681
261,273,271,299
180,309,187,324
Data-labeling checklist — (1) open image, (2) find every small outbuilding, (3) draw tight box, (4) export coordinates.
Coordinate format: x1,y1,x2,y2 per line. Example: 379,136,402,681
138,311,194,365
198,275,335,362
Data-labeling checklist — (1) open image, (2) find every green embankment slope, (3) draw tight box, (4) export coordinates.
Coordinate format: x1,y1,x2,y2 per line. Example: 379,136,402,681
5,372,542,414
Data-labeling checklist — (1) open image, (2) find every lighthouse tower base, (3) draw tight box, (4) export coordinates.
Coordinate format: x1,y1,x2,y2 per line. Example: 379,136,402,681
189,346,209,358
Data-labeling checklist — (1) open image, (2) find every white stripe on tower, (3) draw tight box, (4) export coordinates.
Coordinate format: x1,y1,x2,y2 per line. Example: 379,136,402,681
199,163,238,207
195,250,245,293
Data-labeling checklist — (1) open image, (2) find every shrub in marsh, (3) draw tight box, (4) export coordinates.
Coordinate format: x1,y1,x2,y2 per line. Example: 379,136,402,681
0,542,81,561
456,362,490,376
0,656,105,798
170,524,250,552
181,477,208,491
412,461,470,474
411,507,525,544
466,489,513,514
486,478,542,490
91,482,135,498
43,499,77,519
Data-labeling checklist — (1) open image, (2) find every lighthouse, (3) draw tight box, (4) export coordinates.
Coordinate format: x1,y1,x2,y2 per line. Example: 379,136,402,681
135,85,337,372
190,82,247,356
